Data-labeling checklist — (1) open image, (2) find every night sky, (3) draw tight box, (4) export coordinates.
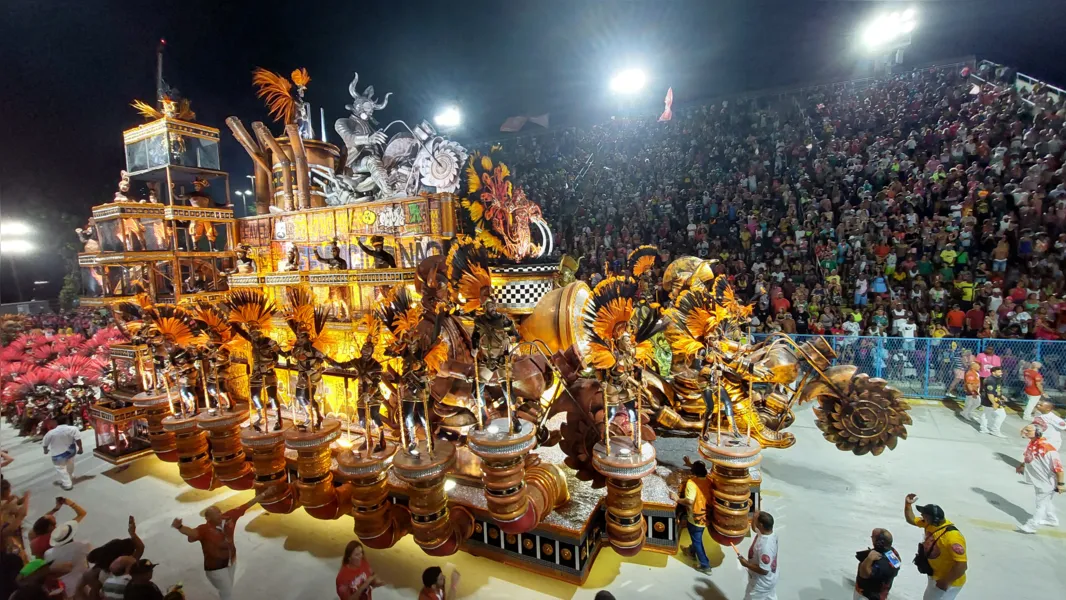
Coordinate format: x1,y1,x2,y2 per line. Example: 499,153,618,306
2,0,1065,303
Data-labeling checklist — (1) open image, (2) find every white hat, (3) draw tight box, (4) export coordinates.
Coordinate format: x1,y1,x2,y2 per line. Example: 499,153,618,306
50,520,78,547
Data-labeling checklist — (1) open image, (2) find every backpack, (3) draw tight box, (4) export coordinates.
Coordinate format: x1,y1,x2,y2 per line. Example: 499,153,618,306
913,525,957,575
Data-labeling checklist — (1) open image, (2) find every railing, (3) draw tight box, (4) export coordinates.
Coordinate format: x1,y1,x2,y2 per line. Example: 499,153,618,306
750,334,1066,406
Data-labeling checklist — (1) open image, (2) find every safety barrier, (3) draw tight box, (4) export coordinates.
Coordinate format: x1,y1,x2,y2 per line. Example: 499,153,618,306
751,334,1066,406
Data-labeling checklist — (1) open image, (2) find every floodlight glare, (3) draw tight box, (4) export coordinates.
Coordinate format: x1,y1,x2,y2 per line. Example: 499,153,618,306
434,106,462,129
610,68,646,94
862,8,917,50
0,221,31,237
1,239,33,254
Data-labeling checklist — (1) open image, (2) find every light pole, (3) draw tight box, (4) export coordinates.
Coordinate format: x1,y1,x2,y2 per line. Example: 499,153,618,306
234,190,254,217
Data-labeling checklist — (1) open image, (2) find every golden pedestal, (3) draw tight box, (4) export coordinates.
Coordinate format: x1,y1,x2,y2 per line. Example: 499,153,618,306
162,414,216,490
196,410,254,490
132,391,178,462
699,434,762,545
468,418,567,534
591,439,657,557
335,441,411,549
393,440,474,556
240,423,298,514
284,419,346,520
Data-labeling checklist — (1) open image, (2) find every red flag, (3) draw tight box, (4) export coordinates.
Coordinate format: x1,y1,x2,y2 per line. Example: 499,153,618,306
658,87,673,122
499,116,528,132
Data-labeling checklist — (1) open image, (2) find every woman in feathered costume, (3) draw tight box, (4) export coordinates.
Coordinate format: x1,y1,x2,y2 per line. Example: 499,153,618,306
191,302,240,413
377,286,447,454
142,305,206,418
333,314,390,454
583,277,667,446
446,238,519,431
283,287,333,431
225,290,285,432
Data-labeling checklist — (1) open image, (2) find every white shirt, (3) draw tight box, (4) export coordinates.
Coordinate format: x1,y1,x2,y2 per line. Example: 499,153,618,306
1034,413,1066,451
899,322,917,338
45,540,92,593
746,532,779,594
42,425,80,457
1023,440,1063,493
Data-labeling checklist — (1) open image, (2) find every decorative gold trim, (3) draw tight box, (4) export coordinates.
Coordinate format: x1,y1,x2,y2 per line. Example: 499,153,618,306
122,116,220,144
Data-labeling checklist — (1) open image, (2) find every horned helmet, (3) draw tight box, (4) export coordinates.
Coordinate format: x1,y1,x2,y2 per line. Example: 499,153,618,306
344,73,392,121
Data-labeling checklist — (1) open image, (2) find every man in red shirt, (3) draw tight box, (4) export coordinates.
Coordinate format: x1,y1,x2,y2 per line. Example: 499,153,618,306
171,492,265,600
945,305,966,336
419,566,460,600
1022,362,1045,421
964,305,985,334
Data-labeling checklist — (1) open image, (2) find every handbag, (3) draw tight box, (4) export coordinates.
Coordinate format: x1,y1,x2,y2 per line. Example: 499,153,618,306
913,525,957,575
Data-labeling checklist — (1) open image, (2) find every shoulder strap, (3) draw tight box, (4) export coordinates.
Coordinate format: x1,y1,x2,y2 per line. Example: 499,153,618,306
930,524,957,546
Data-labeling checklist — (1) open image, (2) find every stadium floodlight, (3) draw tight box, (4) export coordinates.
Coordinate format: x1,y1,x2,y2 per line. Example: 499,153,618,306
610,68,646,94
434,106,462,129
1,239,34,255
861,8,917,50
0,221,31,237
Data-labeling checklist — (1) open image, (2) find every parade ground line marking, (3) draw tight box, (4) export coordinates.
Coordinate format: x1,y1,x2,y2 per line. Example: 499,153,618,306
966,517,1066,539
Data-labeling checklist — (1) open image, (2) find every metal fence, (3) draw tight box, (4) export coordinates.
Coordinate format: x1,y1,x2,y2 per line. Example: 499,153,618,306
750,334,1066,406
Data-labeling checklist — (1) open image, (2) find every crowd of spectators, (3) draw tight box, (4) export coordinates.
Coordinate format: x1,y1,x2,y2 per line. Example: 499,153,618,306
498,63,1066,344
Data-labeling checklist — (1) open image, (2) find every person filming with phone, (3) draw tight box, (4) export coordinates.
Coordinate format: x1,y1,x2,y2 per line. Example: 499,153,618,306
853,528,900,600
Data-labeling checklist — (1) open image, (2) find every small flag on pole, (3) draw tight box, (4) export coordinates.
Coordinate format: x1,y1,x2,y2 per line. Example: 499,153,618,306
529,113,550,128
658,87,673,122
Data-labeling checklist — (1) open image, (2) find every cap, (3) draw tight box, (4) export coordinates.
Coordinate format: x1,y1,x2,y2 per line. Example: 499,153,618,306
49,520,78,547
18,559,52,577
916,504,946,524
130,559,159,575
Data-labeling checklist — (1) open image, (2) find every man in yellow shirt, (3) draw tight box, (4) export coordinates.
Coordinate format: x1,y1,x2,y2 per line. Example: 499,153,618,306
670,461,712,573
904,494,966,599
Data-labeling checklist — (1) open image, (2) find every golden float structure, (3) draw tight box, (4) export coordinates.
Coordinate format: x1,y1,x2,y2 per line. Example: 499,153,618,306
82,62,910,584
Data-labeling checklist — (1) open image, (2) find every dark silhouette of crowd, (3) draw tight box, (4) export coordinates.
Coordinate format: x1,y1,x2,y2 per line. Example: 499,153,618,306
497,63,1066,342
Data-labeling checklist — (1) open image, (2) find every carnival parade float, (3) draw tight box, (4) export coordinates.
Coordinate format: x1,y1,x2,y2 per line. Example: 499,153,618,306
64,60,912,583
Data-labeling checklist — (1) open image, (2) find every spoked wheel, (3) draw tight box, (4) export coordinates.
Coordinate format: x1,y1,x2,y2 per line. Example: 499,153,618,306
810,367,912,456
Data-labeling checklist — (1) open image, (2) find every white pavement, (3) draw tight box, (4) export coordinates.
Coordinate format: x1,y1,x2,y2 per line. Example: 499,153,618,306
1,401,1064,600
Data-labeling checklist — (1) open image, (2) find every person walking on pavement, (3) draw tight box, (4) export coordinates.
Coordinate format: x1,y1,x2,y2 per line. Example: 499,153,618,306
904,495,967,600
170,492,265,599
1017,425,1064,533
669,460,713,573
41,421,83,491
738,511,778,600
978,365,1007,438
1021,362,1044,421
1032,400,1065,451
959,362,981,422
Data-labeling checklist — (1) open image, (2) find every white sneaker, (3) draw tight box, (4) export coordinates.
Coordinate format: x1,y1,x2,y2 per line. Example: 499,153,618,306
1019,524,1038,534
990,431,1007,438
1039,520,1060,527
978,429,990,434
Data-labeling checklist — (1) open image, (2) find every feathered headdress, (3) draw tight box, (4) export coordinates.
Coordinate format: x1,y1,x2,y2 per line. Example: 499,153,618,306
131,97,196,121
192,302,234,344
252,67,309,125
446,238,493,313
376,286,422,341
283,287,330,341
669,289,721,359
146,305,203,348
710,275,752,321
582,277,664,369
628,245,661,278
224,290,277,331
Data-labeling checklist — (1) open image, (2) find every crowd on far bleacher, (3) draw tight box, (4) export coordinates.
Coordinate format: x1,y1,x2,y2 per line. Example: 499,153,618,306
496,62,1066,342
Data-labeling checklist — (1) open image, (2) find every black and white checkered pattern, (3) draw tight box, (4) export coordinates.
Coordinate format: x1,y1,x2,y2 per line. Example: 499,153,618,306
494,263,558,275
492,278,555,310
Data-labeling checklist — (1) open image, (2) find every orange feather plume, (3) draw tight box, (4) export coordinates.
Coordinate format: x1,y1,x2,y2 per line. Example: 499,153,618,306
252,68,295,124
